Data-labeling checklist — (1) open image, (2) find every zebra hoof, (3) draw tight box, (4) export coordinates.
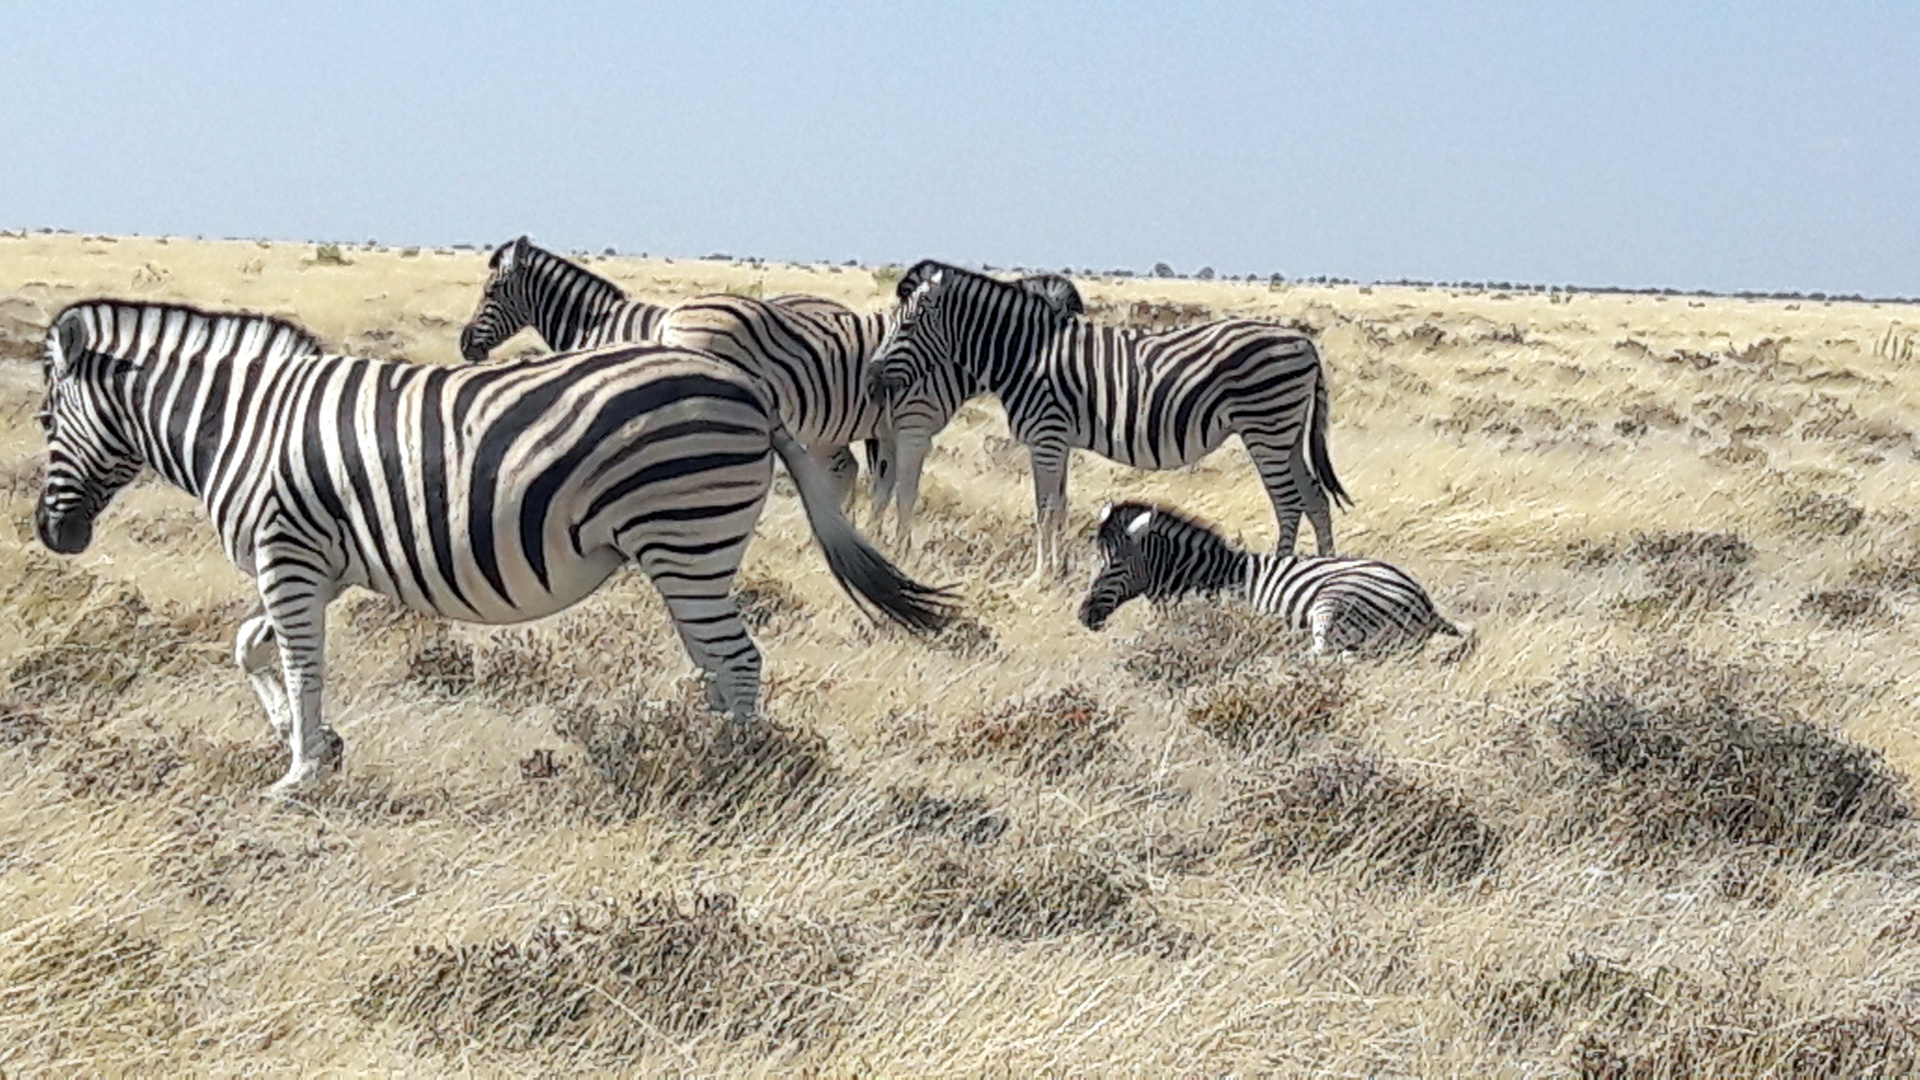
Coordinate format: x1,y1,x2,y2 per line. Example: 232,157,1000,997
320,728,347,770
260,761,327,801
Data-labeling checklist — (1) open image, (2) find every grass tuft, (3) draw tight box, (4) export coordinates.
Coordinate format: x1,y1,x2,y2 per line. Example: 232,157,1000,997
553,693,836,829
1546,647,1911,866
1235,753,1502,885
353,891,862,1059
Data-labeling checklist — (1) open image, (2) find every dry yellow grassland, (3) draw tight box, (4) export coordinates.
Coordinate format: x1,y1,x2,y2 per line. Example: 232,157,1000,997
3,231,1920,1076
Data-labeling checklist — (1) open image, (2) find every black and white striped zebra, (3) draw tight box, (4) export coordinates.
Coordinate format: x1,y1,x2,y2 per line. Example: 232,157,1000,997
866,261,1349,576
34,299,955,796
1077,502,1463,656
661,273,1083,532
657,292,898,518
457,235,667,362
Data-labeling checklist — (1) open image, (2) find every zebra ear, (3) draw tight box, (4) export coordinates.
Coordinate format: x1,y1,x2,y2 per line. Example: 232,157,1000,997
1126,510,1154,536
1098,502,1114,524
1017,274,1084,316
496,236,531,273
897,260,945,303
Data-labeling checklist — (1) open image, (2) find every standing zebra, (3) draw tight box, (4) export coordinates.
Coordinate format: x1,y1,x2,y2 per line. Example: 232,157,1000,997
457,235,668,362
460,237,898,504
35,300,954,796
1078,502,1465,657
867,261,1349,577
658,272,1084,530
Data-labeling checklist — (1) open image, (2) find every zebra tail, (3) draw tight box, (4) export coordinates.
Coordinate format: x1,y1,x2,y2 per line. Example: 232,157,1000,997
1309,370,1353,509
771,428,957,633
1433,619,1477,664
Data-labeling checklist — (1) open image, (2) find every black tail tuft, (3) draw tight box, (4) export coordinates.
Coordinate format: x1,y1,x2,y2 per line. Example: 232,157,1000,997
1309,373,1353,509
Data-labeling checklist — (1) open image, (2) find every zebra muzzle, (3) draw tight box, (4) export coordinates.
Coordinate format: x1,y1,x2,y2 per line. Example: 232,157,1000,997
34,502,93,554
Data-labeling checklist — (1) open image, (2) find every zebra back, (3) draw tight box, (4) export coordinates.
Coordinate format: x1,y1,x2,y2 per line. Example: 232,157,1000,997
658,292,896,449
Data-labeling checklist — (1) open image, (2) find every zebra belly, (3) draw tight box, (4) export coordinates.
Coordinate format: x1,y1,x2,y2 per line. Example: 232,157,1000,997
338,542,629,625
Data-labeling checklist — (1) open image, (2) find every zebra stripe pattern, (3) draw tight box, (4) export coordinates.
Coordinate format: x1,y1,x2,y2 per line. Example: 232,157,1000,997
35,299,954,795
661,273,1081,532
658,292,898,516
867,261,1349,576
458,235,667,362
1077,502,1461,656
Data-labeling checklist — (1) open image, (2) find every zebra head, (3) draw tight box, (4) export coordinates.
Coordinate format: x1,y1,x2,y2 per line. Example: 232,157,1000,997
34,312,146,555
459,235,538,362
867,262,1083,430
1078,502,1164,630
866,260,955,403
1078,501,1246,630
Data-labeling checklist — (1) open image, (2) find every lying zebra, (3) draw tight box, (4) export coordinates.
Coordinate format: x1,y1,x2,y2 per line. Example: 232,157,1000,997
1078,502,1466,657
35,300,956,796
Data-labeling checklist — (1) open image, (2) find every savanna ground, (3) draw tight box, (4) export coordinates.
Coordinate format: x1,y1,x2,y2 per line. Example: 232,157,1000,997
3,231,1920,1077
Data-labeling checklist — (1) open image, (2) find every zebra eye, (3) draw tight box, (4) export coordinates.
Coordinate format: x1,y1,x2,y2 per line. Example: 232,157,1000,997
33,409,52,435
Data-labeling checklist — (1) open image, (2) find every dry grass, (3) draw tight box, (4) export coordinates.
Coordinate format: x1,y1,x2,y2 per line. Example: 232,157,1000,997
4,232,1920,1074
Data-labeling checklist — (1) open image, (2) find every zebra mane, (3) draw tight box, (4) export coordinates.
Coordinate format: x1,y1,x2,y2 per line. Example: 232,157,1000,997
495,237,627,305
47,300,325,376
1095,500,1243,562
896,260,1084,318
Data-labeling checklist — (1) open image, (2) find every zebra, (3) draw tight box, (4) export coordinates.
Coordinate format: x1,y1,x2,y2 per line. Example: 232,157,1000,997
459,237,898,506
866,260,1349,577
659,272,1085,533
34,299,955,796
656,292,898,518
457,235,667,362
1077,501,1465,657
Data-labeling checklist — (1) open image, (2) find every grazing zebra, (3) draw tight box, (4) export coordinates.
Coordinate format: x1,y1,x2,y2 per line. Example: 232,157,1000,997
660,272,1084,530
657,292,897,517
1078,502,1464,657
457,235,667,362
867,261,1349,576
461,237,899,503
35,300,955,796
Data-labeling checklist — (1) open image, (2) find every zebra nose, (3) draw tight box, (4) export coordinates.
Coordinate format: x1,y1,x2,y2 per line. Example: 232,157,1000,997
35,503,92,555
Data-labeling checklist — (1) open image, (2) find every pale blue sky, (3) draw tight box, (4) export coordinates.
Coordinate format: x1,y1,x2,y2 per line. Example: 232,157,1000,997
4,2,1915,295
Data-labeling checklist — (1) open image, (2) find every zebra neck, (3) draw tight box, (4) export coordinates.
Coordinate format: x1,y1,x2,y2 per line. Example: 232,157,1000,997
122,353,254,499
1235,552,1278,602
1153,547,1252,602
965,303,1051,393
531,261,630,350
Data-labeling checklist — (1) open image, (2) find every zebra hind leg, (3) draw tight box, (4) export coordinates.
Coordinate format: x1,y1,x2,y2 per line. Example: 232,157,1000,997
821,445,860,513
1245,436,1333,555
649,573,765,727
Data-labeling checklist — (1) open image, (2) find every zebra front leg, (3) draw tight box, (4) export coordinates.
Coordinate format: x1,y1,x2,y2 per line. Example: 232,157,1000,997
256,567,342,798
1026,441,1072,580
233,609,292,740
889,431,933,557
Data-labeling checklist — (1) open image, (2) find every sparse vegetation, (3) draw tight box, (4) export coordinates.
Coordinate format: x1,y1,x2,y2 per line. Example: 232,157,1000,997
3,232,1920,1075
1544,646,1911,867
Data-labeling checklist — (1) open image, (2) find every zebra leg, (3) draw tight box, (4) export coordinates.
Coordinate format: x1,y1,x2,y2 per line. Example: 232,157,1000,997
820,445,860,512
1027,441,1071,580
257,566,342,797
889,431,933,556
865,436,897,532
1244,435,1333,555
655,582,763,725
233,609,292,739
